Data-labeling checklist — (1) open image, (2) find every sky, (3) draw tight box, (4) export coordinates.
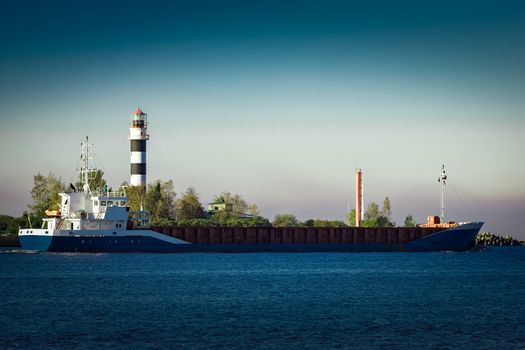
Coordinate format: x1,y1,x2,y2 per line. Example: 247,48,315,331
1,0,524,238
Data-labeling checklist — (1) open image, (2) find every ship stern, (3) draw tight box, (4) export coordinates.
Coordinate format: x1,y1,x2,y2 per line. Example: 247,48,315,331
18,231,53,251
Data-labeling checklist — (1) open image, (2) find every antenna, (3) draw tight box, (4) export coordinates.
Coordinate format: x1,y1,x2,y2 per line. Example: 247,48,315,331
79,136,94,193
438,164,447,222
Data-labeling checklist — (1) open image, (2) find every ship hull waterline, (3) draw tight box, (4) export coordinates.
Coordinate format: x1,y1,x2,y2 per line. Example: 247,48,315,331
19,223,483,253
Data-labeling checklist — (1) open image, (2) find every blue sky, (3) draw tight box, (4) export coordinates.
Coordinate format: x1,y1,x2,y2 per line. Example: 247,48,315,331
1,0,524,237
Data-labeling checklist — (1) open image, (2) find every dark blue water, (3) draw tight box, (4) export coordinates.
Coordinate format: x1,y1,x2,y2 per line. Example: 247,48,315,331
1,248,524,350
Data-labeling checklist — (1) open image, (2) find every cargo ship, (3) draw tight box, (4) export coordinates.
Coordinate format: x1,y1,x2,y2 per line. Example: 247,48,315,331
18,144,483,252
18,183,483,253
18,110,483,253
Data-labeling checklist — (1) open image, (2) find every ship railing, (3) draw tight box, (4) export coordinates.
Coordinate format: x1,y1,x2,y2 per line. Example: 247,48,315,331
128,210,151,229
91,191,127,198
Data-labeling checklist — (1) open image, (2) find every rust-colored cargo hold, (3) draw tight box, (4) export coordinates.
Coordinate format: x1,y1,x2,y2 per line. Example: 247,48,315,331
150,225,453,249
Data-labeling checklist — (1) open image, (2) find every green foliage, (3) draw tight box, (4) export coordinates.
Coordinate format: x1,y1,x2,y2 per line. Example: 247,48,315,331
176,187,205,220
363,202,380,227
307,219,347,227
247,204,260,216
175,216,271,227
124,184,146,212
215,192,247,214
211,192,261,216
272,213,299,227
175,218,212,227
347,209,357,227
29,173,65,225
404,215,417,227
475,232,522,246
381,197,392,219
362,198,395,227
0,214,29,234
376,215,394,227
76,169,106,193
150,217,176,227
145,180,176,226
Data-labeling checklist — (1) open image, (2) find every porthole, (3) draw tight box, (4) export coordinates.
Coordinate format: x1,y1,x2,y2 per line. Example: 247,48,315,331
113,232,117,235
45,231,49,234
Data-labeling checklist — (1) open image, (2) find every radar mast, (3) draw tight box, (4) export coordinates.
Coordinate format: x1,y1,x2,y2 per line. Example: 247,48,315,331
438,164,447,222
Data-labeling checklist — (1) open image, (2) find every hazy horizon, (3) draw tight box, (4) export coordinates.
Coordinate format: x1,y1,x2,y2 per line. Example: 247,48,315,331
1,0,524,238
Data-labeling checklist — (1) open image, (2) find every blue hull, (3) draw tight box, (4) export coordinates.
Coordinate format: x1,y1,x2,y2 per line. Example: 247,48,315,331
19,224,482,253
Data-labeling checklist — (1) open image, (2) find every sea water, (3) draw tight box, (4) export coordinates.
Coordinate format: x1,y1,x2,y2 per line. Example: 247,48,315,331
0,247,524,349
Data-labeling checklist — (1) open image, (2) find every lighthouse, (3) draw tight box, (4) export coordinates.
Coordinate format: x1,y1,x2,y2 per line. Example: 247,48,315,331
129,108,149,187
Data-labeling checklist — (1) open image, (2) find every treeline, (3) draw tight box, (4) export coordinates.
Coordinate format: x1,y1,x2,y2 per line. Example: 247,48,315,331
2,173,523,244
2,172,418,233
0,215,32,235
475,232,523,246
346,197,417,228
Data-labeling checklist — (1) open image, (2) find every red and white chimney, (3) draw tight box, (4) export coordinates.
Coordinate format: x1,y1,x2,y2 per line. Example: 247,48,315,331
355,168,363,227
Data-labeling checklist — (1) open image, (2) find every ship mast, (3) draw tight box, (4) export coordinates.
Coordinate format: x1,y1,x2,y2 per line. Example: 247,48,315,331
79,136,94,193
438,164,447,222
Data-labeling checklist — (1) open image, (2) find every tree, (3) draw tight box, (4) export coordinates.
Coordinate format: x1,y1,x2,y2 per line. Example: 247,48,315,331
210,191,261,218
361,198,395,227
312,219,346,227
29,173,65,223
214,192,249,214
381,197,392,219
124,184,146,212
377,197,395,227
347,209,357,227
247,204,260,216
176,187,205,220
363,202,380,227
145,180,176,226
75,169,107,193
0,214,29,234
273,213,299,227
404,215,417,227
304,219,315,227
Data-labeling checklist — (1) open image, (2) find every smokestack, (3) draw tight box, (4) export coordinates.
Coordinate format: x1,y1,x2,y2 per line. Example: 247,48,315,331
355,168,363,227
